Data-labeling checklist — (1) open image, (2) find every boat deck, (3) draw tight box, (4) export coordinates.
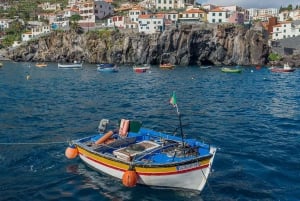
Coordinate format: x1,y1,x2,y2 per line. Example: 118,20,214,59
75,128,212,165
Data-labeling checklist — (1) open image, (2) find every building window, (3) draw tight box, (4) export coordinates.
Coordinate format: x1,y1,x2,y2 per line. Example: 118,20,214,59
219,19,222,22
212,13,215,16
219,13,222,16
212,19,215,23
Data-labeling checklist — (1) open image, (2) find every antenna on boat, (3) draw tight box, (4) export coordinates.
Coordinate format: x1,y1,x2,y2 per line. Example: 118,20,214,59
170,91,185,149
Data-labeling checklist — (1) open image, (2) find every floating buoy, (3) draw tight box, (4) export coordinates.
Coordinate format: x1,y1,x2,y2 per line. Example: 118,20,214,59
122,168,138,187
26,75,30,80
65,145,78,159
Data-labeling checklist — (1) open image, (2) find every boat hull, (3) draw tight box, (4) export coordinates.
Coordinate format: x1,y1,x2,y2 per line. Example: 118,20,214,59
58,63,83,69
97,67,118,72
76,144,216,191
160,64,175,69
221,67,242,73
270,68,295,73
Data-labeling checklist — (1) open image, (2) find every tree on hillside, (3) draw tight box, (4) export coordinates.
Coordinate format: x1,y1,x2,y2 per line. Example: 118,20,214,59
69,14,84,34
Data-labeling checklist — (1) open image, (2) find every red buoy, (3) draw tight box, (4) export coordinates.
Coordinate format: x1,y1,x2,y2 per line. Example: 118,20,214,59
65,145,78,159
122,169,138,187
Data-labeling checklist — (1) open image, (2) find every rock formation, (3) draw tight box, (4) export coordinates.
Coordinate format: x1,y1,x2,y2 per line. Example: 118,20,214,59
6,24,270,66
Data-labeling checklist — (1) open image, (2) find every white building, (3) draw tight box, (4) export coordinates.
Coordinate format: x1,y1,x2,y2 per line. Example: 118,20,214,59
129,6,148,23
77,1,95,28
178,8,206,23
39,2,60,11
107,16,126,28
0,19,12,30
22,25,51,41
207,7,228,23
138,14,165,34
272,21,300,40
247,8,278,21
155,0,185,10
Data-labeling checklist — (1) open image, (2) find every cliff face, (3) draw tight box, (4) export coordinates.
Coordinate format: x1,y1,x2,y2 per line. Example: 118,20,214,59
6,24,270,66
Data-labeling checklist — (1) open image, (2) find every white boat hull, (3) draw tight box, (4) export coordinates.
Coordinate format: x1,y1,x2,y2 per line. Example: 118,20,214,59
78,146,216,191
58,63,83,69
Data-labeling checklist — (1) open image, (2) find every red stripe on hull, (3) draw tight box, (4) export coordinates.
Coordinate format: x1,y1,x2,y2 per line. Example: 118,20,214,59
80,153,210,176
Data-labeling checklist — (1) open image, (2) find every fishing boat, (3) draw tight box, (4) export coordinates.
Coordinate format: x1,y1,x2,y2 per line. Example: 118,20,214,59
97,63,118,72
58,61,83,69
221,67,242,73
65,92,216,192
160,63,175,69
270,63,295,73
35,63,47,68
133,64,151,73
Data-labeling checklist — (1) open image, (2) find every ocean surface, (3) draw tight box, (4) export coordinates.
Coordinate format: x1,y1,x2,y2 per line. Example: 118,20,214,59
0,61,299,201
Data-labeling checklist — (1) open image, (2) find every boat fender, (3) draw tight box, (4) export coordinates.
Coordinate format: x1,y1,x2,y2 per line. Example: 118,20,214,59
95,130,114,144
65,145,78,159
119,119,129,137
122,168,138,187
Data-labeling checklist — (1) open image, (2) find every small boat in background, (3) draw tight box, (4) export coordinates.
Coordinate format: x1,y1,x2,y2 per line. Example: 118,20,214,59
133,64,151,73
221,67,242,73
58,61,83,69
97,63,118,72
35,63,47,68
270,63,295,73
160,63,175,69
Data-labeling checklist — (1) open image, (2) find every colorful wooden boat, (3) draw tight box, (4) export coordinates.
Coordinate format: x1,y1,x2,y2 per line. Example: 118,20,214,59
270,63,295,73
97,63,118,72
65,95,216,191
133,64,151,73
221,67,242,73
160,63,175,69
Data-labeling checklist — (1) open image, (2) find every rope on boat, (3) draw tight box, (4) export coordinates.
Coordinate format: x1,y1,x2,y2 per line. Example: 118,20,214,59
0,141,69,145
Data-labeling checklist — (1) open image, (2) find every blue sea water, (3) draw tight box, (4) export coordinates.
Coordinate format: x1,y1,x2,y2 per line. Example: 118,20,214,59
0,62,299,201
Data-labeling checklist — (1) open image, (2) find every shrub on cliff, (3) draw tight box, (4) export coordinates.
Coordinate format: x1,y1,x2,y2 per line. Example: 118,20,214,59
268,53,281,61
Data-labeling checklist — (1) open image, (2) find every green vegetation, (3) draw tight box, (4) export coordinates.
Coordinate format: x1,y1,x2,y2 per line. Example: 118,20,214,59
279,4,299,12
268,52,281,61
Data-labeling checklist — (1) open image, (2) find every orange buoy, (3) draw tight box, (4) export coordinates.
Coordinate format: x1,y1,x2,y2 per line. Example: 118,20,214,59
65,145,78,159
95,130,114,144
122,169,138,187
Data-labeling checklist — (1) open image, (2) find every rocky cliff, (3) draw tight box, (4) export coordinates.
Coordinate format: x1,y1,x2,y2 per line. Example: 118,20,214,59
6,24,270,66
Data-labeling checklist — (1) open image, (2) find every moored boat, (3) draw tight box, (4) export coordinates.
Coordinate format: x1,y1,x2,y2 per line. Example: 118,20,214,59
160,63,175,69
133,64,151,73
97,63,118,72
58,61,83,69
35,63,47,68
270,63,295,73
65,92,216,192
221,67,242,73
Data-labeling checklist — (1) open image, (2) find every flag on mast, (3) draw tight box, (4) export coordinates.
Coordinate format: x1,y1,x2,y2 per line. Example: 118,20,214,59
170,91,177,107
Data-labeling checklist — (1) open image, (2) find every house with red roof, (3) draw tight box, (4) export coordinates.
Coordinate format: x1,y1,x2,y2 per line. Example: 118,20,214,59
138,14,165,34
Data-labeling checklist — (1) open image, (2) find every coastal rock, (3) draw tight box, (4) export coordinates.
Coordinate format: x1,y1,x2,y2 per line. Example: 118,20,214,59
5,24,270,66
